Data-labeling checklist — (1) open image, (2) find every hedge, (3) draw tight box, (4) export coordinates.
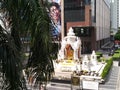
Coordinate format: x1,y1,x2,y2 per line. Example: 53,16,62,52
100,58,113,79
112,54,120,60
96,52,103,57
112,49,120,60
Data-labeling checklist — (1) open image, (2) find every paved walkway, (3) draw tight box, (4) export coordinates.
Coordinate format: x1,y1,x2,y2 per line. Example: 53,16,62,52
99,65,120,90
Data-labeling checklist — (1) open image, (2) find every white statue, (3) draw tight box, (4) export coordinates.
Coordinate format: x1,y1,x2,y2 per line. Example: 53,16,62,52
90,50,98,66
82,55,90,72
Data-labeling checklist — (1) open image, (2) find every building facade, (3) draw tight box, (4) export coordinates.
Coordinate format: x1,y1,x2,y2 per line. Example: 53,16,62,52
62,0,111,53
110,0,119,34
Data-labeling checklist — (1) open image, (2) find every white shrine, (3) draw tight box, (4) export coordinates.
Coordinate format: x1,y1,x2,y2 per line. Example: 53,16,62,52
53,27,106,80
58,27,81,61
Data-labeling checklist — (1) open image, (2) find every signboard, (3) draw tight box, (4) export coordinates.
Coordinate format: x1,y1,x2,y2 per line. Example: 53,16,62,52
82,80,99,90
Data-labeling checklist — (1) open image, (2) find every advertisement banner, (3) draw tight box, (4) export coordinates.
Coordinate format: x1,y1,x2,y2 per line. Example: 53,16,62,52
48,0,61,42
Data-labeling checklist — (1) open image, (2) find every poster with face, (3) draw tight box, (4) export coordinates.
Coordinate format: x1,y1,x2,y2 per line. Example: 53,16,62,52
48,0,61,41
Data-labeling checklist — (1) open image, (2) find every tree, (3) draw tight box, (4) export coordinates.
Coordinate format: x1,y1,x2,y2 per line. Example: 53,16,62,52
0,0,56,89
114,28,120,40
114,34,120,40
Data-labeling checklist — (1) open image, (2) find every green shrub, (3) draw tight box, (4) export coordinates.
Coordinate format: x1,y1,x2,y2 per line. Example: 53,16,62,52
112,53,120,60
112,49,120,60
97,55,101,59
101,58,113,79
115,50,120,53
97,58,102,62
96,52,103,57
